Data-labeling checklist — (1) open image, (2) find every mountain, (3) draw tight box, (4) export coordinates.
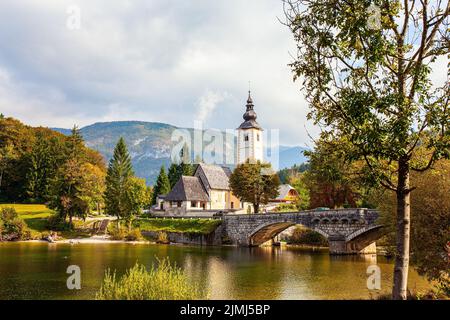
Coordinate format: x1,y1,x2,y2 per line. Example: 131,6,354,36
53,121,309,184
278,146,309,170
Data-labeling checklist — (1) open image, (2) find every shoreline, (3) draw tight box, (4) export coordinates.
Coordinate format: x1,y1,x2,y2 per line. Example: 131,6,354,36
3,236,153,245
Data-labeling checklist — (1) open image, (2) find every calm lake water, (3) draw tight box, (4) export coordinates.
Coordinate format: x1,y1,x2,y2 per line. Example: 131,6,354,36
0,242,431,300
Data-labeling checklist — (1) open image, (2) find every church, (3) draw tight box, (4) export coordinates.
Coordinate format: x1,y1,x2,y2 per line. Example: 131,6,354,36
158,91,265,215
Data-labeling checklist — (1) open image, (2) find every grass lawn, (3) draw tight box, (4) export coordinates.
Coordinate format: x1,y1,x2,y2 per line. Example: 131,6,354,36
0,204,54,233
135,218,222,235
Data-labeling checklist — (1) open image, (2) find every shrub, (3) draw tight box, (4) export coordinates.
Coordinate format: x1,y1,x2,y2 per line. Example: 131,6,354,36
108,223,127,240
0,207,31,240
46,215,72,231
288,226,328,246
156,231,169,244
96,259,207,300
274,203,298,212
125,228,143,241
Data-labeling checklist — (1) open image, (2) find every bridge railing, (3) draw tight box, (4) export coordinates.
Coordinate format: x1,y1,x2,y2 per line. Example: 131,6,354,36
223,208,377,218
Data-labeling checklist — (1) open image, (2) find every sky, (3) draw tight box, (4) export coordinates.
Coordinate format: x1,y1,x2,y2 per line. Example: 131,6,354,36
0,1,447,147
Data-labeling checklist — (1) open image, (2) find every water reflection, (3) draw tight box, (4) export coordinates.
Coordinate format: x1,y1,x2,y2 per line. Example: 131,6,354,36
0,243,430,300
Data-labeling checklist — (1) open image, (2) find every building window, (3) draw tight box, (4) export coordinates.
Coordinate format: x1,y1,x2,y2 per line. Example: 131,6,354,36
177,201,182,208
257,134,260,142
244,134,249,142
231,202,234,209
191,201,197,208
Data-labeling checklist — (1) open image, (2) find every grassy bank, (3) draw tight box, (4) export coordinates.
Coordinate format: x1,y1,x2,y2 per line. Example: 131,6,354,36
0,204,93,240
1,204,222,240
135,218,221,235
0,204,54,235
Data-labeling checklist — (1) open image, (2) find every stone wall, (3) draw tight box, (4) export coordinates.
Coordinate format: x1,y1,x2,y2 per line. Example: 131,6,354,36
142,225,223,246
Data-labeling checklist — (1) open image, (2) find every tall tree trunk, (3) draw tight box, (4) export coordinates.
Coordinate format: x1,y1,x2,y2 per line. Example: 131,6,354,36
392,157,411,300
254,203,259,214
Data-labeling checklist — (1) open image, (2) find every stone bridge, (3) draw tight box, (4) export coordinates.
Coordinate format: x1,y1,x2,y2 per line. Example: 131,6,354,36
221,209,383,255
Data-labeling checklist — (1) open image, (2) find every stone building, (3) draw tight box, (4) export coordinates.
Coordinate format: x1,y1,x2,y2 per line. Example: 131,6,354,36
163,163,243,215
159,92,264,215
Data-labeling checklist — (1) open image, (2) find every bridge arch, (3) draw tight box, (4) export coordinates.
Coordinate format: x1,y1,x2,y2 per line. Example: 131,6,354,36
248,221,329,246
345,225,384,252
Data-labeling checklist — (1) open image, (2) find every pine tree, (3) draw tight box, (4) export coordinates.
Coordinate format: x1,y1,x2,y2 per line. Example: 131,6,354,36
168,163,179,188
67,125,84,159
104,137,134,218
151,166,170,205
177,142,193,177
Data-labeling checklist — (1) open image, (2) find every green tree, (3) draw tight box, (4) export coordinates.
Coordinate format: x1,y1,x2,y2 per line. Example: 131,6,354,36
278,163,309,184
120,177,148,230
304,136,364,209
229,161,280,213
82,163,106,215
104,138,134,220
151,166,171,205
25,131,68,202
289,172,310,210
0,144,17,198
0,117,35,201
284,0,449,299
177,143,193,178
67,125,84,159
373,158,450,297
168,163,179,188
50,159,98,224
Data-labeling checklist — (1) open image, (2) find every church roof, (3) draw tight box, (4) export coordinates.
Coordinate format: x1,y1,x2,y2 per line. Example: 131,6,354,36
195,163,232,190
165,176,209,202
275,184,299,200
238,91,263,130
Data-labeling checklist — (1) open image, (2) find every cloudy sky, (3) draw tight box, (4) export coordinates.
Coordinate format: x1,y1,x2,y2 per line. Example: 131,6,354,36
0,1,447,147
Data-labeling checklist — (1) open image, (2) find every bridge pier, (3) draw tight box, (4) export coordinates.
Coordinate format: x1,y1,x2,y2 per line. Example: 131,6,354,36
328,239,377,255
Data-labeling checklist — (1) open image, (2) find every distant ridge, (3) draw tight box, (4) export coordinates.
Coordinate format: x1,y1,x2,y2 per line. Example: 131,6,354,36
53,121,309,184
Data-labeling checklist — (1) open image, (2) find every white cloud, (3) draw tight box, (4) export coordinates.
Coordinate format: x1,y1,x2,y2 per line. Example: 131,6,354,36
195,90,229,124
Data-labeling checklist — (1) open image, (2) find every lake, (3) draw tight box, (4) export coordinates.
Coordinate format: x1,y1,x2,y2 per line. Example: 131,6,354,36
0,242,431,300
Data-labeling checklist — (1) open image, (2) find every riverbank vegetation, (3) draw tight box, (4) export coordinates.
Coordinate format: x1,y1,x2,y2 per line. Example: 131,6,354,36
0,207,32,241
136,218,221,235
96,259,207,300
286,226,328,247
0,204,53,235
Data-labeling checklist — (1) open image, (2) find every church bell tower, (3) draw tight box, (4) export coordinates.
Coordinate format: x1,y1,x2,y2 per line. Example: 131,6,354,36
237,91,264,164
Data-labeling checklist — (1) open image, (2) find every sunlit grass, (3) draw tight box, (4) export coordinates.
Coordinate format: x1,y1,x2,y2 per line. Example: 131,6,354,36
96,259,207,300
135,218,221,235
0,204,54,233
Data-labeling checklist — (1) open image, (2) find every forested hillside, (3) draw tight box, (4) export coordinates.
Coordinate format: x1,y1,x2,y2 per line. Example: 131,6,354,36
0,116,105,202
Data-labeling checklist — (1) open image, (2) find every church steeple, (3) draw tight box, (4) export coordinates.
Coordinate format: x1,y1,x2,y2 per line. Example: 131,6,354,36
246,91,254,110
236,90,264,165
238,91,262,130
